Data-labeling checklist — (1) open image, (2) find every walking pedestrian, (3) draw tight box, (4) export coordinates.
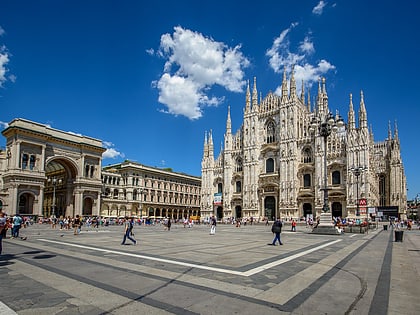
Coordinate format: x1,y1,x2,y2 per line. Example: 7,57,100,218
167,218,171,231
12,214,23,238
210,216,217,235
73,215,81,235
121,217,137,245
269,218,283,245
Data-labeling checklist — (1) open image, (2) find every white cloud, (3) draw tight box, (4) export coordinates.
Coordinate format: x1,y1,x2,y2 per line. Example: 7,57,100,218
102,141,125,159
0,26,5,36
299,36,315,54
0,45,10,87
313,1,327,15
0,121,9,129
155,26,249,120
266,23,335,93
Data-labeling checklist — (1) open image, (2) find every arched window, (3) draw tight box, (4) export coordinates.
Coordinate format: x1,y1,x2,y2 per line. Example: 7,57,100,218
332,171,341,185
236,181,241,193
266,121,276,143
302,148,312,163
303,174,311,187
266,158,274,173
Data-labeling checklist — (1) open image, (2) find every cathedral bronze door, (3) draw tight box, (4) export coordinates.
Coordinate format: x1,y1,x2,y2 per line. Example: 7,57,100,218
332,202,343,218
235,205,242,219
264,196,276,220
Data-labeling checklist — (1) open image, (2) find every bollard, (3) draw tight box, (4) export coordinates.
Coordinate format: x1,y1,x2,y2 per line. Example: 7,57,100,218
394,230,404,242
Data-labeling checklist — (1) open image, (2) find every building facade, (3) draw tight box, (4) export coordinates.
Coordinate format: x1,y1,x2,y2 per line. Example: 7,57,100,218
0,118,105,218
0,119,201,219
201,72,407,221
101,161,201,219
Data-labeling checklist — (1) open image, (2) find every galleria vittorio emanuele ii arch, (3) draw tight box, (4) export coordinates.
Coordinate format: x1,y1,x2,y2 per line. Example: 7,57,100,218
0,118,105,218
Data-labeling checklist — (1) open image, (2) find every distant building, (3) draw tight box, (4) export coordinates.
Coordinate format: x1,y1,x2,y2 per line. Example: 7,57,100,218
201,72,407,221
101,161,201,220
0,118,201,219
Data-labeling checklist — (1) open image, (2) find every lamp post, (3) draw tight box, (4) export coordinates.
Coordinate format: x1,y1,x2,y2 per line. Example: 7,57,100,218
349,166,367,217
48,177,62,217
139,188,144,218
310,112,344,234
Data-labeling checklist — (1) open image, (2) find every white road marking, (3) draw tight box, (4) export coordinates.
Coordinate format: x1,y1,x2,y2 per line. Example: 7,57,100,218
38,238,342,277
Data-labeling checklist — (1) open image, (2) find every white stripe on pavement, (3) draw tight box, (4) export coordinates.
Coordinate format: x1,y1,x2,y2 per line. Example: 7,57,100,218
38,238,341,277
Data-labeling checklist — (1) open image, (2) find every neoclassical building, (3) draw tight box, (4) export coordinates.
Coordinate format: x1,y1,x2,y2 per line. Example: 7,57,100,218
0,118,201,219
0,118,105,218
201,71,406,221
101,161,201,219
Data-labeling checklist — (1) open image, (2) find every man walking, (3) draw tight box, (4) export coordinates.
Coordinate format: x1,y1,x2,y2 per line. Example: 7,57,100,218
269,218,283,245
121,217,137,245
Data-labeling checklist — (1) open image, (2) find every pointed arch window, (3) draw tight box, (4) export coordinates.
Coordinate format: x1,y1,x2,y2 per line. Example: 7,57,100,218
302,148,312,163
236,158,243,172
266,158,274,173
266,121,276,143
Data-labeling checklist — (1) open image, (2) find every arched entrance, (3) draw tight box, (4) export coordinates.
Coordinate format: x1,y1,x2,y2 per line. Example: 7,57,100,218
17,193,35,215
1,118,105,217
264,196,276,220
303,203,313,218
235,205,242,219
44,158,77,218
332,202,343,218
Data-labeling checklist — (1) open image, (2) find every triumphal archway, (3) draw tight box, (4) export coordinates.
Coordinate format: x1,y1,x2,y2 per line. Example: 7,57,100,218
0,118,106,218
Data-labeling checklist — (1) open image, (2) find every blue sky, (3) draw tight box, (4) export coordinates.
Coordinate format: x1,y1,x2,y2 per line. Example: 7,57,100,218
1,1,419,200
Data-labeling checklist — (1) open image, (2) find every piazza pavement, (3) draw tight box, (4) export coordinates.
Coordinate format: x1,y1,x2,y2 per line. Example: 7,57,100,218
0,220,419,315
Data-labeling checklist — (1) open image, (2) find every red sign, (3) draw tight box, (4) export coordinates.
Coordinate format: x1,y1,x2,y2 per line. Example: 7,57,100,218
359,199,367,206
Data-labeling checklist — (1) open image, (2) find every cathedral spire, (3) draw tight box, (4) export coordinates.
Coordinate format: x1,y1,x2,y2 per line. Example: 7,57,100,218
203,131,208,157
245,80,251,113
307,86,311,112
289,65,297,99
348,93,355,130
394,120,399,140
252,77,258,109
388,120,392,140
208,129,214,157
281,68,288,102
358,90,367,129
226,105,232,134
300,79,305,104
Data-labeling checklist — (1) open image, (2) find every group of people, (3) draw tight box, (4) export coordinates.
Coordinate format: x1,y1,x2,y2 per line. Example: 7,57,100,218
0,212,28,255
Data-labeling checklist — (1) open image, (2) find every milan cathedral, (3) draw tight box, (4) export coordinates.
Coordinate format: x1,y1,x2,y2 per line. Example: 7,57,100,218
201,70,406,221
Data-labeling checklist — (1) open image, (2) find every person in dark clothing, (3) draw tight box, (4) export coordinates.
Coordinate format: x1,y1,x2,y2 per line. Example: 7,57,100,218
121,217,136,245
269,218,283,245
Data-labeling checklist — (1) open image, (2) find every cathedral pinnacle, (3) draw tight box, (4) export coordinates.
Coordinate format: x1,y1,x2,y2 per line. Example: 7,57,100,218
348,93,355,130
252,77,258,109
245,80,251,112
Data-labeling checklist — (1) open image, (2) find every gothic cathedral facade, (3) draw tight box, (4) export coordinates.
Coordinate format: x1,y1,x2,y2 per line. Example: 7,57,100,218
201,71,406,221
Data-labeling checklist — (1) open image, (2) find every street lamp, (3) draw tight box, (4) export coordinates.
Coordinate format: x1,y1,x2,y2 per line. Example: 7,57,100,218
310,111,344,234
349,166,367,217
48,177,62,217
